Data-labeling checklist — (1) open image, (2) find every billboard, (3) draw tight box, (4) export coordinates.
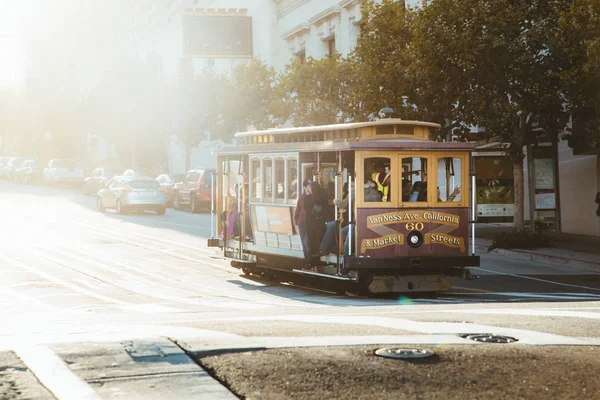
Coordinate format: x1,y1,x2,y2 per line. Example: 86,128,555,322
183,15,253,58
475,156,515,218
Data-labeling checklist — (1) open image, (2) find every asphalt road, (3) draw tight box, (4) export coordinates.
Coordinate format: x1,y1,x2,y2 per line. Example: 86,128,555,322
0,180,599,399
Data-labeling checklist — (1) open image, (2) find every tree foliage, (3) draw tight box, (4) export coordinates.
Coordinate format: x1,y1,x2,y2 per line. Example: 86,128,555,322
279,54,356,126
222,59,282,133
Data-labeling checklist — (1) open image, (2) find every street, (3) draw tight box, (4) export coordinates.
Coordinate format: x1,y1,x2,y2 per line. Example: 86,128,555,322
1,180,599,399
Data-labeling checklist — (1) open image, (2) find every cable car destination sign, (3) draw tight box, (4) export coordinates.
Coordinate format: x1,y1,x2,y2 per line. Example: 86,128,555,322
360,210,465,253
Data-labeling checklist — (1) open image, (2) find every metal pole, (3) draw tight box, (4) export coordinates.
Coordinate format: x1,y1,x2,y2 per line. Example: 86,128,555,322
223,157,229,257
527,145,536,233
237,178,242,259
552,140,562,238
348,175,353,257
211,173,215,238
471,174,476,255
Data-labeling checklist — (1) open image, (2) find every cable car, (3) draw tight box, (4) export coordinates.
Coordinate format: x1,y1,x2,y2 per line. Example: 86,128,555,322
207,119,480,295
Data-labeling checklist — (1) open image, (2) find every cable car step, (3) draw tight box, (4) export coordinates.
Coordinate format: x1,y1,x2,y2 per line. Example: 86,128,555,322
292,269,356,281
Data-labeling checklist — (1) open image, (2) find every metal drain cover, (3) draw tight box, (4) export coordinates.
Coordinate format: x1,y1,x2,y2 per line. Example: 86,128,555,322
375,348,435,359
465,334,518,343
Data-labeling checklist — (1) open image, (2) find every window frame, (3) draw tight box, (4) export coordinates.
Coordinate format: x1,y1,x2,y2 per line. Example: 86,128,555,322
432,152,469,208
250,157,261,202
286,157,299,205
356,152,398,208
398,153,433,208
274,157,286,204
262,157,274,202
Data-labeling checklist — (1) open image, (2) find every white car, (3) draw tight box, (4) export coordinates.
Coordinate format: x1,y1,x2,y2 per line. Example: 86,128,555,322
0,157,13,179
43,159,85,186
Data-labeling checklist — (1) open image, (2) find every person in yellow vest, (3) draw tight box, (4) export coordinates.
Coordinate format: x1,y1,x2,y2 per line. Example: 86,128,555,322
371,163,391,202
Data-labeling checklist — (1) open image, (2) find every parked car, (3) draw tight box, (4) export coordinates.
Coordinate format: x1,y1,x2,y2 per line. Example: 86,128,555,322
82,167,116,196
97,176,166,215
4,157,28,181
172,169,216,213
14,160,43,184
121,169,140,178
43,159,84,186
0,157,13,179
156,174,176,206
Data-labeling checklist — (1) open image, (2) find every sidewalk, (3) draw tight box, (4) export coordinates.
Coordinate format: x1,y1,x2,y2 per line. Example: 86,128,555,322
474,223,600,269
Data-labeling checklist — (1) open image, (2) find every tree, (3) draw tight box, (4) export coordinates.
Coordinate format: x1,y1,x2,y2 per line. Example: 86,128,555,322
279,54,356,126
172,59,231,171
556,0,600,153
414,0,579,229
220,59,282,134
350,0,418,122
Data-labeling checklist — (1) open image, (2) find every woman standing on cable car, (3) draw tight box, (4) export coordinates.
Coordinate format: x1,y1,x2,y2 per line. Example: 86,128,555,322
294,179,313,264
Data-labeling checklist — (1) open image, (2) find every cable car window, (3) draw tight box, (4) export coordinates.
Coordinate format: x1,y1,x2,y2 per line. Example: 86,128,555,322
275,158,285,199
363,157,391,202
263,158,273,201
251,159,260,200
322,166,336,200
437,157,462,202
287,158,298,200
402,157,428,202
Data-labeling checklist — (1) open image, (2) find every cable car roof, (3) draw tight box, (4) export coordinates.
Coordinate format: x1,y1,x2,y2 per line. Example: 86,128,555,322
234,119,441,138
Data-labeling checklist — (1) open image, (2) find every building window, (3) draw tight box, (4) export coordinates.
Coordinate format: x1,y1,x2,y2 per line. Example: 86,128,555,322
327,38,336,56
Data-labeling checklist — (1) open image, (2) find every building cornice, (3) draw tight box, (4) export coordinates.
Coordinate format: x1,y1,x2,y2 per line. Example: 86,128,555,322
277,0,311,19
281,22,310,40
338,0,361,9
308,6,341,25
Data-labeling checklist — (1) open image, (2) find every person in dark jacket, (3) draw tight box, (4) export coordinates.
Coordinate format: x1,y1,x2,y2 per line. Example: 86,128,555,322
294,179,312,263
305,181,328,265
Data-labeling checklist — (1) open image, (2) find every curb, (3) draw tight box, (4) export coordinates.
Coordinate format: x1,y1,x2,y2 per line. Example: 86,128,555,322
475,244,600,270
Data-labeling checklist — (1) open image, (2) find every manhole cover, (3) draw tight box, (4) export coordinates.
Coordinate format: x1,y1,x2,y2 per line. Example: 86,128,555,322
375,348,435,359
464,334,518,343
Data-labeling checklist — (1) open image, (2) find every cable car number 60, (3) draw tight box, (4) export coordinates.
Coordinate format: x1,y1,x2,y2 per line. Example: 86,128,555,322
405,222,424,231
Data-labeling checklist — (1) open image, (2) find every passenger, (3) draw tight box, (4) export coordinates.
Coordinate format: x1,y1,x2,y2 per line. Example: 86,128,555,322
316,180,355,256
402,179,412,202
221,195,238,239
233,184,253,240
306,181,328,265
438,186,461,202
419,181,428,201
294,179,312,264
364,178,383,202
371,163,391,202
408,181,423,202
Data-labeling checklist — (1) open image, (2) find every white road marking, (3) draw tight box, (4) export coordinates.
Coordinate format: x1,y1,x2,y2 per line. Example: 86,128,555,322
439,308,600,319
0,255,129,306
166,314,600,346
14,344,101,400
451,291,600,300
473,267,600,292
71,219,214,254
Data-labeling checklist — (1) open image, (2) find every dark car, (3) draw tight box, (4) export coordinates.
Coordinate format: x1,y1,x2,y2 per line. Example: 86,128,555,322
172,169,216,213
157,174,176,207
82,167,116,196
14,160,43,184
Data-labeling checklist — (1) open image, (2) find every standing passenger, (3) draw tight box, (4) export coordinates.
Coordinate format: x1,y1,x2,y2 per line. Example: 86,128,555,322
294,180,312,264
306,181,328,266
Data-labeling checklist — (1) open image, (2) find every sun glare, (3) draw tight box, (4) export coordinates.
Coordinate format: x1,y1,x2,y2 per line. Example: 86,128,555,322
0,36,24,88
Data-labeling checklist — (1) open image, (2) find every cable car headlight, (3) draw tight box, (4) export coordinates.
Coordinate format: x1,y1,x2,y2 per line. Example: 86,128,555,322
407,231,423,248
